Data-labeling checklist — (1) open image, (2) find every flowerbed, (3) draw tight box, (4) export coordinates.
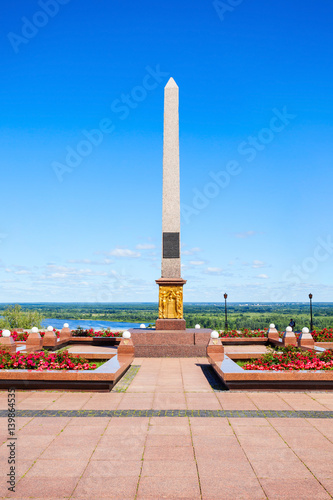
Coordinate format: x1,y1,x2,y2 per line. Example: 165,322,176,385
243,346,333,371
221,327,333,342
0,330,60,342
311,328,333,342
220,328,267,338
0,349,97,371
72,327,122,338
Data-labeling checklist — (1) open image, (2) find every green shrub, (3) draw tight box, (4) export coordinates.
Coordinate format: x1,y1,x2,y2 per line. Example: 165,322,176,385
0,305,43,329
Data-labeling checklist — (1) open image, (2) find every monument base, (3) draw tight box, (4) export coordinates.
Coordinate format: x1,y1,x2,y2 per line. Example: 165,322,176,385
155,318,186,330
128,328,212,357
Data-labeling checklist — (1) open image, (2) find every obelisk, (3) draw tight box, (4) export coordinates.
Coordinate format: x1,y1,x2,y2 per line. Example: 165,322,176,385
156,77,186,330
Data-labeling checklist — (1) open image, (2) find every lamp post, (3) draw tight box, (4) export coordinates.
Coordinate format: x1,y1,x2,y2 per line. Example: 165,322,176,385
309,293,313,332
223,293,228,332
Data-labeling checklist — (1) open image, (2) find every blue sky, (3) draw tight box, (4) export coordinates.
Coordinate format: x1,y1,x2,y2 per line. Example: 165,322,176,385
1,0,333,303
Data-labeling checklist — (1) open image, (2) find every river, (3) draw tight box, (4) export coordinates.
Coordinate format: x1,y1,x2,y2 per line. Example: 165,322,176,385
41,319,143,330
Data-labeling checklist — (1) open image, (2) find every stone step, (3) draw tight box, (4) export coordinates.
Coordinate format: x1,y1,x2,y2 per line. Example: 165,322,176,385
133,345,207,357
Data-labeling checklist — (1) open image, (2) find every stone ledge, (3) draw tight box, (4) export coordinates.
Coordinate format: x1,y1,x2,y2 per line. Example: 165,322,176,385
133,345,207,357
0,354,133,391
208,354,333,390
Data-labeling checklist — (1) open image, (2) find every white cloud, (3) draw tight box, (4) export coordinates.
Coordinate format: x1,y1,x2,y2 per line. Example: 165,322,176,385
46,265,108,277
136,243,156,250
4,267,32,275
204,267,223,275
234,231,257,239
252,260,265,269
257,274,269,279
46,265,70,273
109,248,141,258
67,259,91,264
182,247,201,256
51,273,67,279
67,258,113,265
190,260,205,266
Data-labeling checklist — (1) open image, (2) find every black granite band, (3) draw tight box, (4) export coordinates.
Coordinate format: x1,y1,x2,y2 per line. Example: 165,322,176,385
2,410,332,418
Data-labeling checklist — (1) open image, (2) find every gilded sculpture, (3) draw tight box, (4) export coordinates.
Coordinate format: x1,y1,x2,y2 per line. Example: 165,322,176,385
158,286,183,319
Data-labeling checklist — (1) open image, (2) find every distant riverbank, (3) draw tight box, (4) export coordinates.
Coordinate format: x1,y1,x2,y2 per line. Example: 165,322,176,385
2,302,332,331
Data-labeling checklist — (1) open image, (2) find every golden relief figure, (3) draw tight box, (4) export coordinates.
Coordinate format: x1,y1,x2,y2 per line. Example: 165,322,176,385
158,286,183,319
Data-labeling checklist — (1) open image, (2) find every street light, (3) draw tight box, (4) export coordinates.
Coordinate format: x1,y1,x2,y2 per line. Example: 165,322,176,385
309,293,313,332
223,293,228,332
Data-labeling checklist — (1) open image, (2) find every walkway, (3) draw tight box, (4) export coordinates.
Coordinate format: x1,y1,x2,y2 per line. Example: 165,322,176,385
1,358,333,499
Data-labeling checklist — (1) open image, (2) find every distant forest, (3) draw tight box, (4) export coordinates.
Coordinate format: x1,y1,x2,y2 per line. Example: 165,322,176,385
1,302,332,331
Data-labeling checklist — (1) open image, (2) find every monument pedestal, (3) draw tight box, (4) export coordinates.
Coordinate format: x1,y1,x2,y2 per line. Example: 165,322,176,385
129,328,212,357
155,319,186,330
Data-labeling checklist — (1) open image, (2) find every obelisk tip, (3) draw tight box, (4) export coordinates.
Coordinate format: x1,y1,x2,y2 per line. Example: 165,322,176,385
165,77,178,89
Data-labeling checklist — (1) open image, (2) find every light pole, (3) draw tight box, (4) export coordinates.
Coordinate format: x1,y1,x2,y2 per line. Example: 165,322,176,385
224,293,228,332
309,293,313,332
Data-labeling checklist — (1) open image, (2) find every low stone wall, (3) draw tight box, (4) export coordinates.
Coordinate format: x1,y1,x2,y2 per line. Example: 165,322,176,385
0,354,133,391
208,353,333,390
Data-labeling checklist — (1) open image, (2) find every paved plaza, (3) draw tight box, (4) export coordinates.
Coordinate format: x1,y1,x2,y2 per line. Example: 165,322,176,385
1,358,333,499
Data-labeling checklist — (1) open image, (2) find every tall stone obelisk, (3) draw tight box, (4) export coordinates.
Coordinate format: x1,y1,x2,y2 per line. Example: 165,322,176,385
156,77,186,330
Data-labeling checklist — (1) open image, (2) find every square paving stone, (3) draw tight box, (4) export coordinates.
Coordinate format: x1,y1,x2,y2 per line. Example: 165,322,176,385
260,478,331,499
73,476,139,499
200,476,265,500
145,434,192,447
82,460,142,478
144,445,194,461
141,460,198,477
24,458,88,478
137,476,201,499
12,477,78,498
